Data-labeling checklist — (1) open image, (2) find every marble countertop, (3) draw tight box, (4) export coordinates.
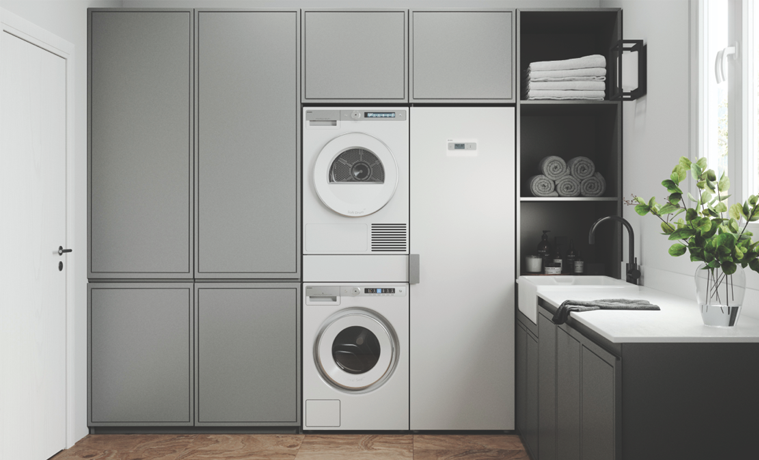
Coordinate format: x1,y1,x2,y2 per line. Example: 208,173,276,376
538,286,759,343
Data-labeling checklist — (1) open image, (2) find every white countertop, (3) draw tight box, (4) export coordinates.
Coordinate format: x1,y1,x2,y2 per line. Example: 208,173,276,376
538,286,759,343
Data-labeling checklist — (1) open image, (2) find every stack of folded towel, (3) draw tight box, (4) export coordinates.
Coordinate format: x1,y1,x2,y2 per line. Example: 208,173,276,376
529,156,606,197
525,54,607,100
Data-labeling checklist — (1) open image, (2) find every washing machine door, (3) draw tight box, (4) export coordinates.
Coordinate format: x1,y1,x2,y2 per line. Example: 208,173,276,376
315,309,398,392
313,133,399,217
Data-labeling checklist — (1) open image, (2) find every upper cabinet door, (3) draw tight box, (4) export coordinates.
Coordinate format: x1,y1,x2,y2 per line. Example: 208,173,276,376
89,10,193,279
196,10,300,279
302,10,407,102
411,10,514,102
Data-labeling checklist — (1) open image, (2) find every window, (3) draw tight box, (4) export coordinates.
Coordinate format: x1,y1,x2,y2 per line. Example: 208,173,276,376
700,0,759,207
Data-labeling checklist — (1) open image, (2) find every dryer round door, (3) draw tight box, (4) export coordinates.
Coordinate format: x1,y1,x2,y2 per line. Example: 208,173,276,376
315,309,399,392
313,133,399,217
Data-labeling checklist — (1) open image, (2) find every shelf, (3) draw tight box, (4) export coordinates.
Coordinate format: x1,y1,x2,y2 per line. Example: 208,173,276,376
520,100,620,105
520,197,619,202
520,100,620,116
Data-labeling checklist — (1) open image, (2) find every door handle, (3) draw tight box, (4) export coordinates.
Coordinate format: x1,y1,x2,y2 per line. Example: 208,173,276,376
58,246,72,256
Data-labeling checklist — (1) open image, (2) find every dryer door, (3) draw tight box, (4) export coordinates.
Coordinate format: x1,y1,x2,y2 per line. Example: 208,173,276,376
315,309,398,392
313,133,399,217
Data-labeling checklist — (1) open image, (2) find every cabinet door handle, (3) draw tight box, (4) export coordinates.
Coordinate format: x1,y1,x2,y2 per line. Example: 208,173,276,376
58,246,73,256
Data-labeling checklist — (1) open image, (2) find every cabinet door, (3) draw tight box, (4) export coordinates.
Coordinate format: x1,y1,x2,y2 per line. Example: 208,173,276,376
538,314,557,460
556,328,581,460
196,284,299,425
581,345,616,460
302,10,407,102
411,10,513,102
516,323,527,439
525,330,540,458
196,10,299,279
89,10,193,279
89,284,193,425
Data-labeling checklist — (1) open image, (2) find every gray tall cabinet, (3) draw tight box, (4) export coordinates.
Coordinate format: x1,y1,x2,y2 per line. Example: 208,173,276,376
88,9,301,429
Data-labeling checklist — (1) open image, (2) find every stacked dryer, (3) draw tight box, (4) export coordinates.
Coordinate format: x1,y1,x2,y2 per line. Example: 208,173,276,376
302,108,410,431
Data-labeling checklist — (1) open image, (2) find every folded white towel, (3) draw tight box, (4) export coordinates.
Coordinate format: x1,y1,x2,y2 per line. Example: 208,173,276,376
529,175,558,197
528,90,605,100
556,175,581,197
566,156,596,180
581,173,607,197
528,67,607,81
528,81,606,91
529,54,607,72
539,156,568,181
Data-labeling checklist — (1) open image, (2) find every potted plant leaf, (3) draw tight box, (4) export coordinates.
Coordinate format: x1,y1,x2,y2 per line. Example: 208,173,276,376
631,156,759,326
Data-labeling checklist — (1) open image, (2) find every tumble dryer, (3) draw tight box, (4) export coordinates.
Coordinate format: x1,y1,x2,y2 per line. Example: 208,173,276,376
303,108,409,257
302,283,409,430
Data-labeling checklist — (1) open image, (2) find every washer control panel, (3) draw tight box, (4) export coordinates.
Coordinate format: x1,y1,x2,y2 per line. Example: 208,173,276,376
341,286,406,297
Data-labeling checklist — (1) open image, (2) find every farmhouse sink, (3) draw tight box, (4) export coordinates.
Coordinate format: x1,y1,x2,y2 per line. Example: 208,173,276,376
518,275,640,324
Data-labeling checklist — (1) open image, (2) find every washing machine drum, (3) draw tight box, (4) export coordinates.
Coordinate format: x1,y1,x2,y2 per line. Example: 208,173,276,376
315,309,399,392
314,133,399,217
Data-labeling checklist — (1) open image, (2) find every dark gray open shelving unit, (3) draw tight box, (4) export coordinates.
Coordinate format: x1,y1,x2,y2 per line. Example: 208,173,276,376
516,9,623,278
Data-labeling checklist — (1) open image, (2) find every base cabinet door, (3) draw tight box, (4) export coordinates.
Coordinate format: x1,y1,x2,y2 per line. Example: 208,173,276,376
556,328,581,460
195,284,299,426
538,314,557,460
525,328,540,458
581,345,617,460
89,284,193,426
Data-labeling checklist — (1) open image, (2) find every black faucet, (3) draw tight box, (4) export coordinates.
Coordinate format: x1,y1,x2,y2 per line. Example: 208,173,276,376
588,215,641,285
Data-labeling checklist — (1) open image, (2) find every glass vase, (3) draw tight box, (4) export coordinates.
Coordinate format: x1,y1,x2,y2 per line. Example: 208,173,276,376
694,263,746,327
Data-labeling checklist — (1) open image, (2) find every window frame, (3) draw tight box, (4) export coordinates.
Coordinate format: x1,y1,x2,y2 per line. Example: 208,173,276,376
693,0,759,230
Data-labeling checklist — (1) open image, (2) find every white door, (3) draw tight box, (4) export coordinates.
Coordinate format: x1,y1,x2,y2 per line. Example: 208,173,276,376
0,25,68,460
410,107,516,430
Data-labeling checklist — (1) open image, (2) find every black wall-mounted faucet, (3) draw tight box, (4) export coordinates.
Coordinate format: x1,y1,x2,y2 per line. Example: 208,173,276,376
588,215,641,285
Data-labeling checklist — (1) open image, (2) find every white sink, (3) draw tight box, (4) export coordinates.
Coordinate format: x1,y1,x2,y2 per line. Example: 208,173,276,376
518,276,639,324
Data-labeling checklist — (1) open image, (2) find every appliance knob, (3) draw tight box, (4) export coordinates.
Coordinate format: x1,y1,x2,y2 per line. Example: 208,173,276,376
351,111,361,120
353,287,361,295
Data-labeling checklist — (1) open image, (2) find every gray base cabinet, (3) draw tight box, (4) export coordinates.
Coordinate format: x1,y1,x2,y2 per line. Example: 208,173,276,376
89,284,194,426
89,10,193,279
410,10,514,102
520,299,759,460
195,284,300,426
302,9,407,102
516,321,539,459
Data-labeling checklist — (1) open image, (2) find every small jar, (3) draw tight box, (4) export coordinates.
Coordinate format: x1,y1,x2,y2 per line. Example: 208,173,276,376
574,260,584,274
525,255,542,273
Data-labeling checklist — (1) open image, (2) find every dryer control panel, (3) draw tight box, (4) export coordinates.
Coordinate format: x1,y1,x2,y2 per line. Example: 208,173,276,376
305,109,407,123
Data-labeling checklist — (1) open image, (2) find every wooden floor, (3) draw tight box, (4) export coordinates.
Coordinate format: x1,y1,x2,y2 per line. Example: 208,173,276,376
52,433,528,459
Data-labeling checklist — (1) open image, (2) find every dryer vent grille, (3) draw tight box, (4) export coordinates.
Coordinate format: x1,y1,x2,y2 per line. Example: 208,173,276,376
371,224,407,252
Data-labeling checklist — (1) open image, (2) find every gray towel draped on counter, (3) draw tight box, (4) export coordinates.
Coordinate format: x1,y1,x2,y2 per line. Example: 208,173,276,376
552,299,661,325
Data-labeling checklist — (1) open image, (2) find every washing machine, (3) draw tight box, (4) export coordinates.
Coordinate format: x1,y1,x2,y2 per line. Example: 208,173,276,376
302,283,409,430
303,108,409,256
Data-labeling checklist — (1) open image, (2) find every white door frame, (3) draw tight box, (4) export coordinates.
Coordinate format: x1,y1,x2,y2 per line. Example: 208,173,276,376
0,8,77,448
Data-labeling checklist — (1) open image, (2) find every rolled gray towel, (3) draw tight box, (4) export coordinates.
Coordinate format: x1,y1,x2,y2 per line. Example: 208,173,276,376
529,175,558,197
567,156,596,180
581,172,607,197
556,175,581,197
539,156,568,181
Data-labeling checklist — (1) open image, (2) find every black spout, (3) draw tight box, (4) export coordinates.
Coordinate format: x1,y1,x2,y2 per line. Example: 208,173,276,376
589,215,641,285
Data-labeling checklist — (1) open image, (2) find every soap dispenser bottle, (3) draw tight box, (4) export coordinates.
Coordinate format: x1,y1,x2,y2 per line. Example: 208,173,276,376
566,240,577,274
537,231,551,272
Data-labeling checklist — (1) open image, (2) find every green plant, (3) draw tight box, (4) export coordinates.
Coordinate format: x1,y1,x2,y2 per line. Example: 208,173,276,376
630,156,759,276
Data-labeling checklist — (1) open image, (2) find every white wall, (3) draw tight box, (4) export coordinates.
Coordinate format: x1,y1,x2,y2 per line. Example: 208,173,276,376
0,0,120,447
603,0,759,318
122,0,601,8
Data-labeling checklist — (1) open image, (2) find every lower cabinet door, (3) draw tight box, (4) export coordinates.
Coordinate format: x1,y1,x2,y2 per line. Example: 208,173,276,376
515,324,527,438
89,284,194,425
581,345,616,460
556,328,581,460
525,329,540,458
195,284,299,426
538,314,557,460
